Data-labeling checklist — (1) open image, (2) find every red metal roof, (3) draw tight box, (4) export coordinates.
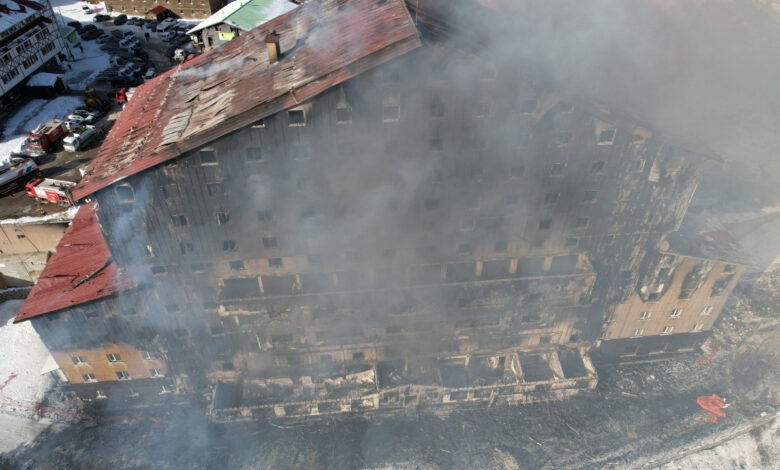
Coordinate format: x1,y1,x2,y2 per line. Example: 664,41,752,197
73,0,420,200
146,5,168,15
14,203,132,323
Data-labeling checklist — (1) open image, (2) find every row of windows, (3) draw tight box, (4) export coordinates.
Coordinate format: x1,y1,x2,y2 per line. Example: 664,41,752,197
73,351,159,364
81,369,163,383
631,323,704,337
638,306,712,321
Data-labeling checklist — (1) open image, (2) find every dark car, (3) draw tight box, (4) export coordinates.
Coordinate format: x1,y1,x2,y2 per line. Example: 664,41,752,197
113,14,128,25
81,23,98,31
110,76,142,88
144,20,158,31
133,48,149,61
93,14,111,22
66,21,82,32
110,30,124,39
80,28,102,40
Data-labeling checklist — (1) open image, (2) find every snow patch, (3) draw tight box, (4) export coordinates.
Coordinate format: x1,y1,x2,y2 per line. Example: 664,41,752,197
0,96,83,163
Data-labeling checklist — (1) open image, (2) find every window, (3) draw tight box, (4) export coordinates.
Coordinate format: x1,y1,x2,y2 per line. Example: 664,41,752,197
558,131,572,146
216,211,230,224
251,119,265,128
268,258,283,267
222,240,236,251
149,369,164,378
200,150,217,165
229,260,245,270
288,109,305,126
116,184,134,202
258,209,273,221
460,215,475,231
171,215,187,227
639,311,652,320
458,243,472,254
71,356,86,365
141,351,154,360
691,323,704,332
631,328,644,338
539,219,552,230
493,241,508,252
430,96,445,117
576,217,589,228
591,161,605,173
383,105,400,122
382,67,400,83
116,371,131,380
191,263,206,273
161,183,178,199
530,239,544,249
550,163,565,175
150,266,166,276
263,237,278,249
510,165,525,178
106,353,121,362
95,390,107,399
598,128,616,145
475,100,490,117
207,183,224,196
179,242,194,254
82,307,99,319
320,354,332,364
307,254,321,264
336,106,352,123
583,190,597,202
669,308,682,318
631,159,645,172
290,143,310,159
82,373,97,383
661,326,674,335
700,306,713,316
352,351,365,361
242,147,262,162
544,192,559,204
565,237,578,247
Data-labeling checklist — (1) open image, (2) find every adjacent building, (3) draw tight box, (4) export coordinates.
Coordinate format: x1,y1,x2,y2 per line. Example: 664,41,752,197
186,0,297,51
0,0,68,108
14,0,747,419
104,0,226,19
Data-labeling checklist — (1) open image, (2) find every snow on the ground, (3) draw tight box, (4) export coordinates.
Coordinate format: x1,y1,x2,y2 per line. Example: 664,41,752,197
0,96,83,161
60,34,110,92
0,206,78,225
659,416,780,470
51,0,108,23
0,300,56,453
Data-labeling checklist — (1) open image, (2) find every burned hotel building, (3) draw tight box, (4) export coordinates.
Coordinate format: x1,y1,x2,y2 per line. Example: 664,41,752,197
14,0,748,420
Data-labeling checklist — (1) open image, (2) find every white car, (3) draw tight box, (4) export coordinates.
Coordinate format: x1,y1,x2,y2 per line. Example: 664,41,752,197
118,37,139,50
124,62,142,75
157,18,176,32
144,67,156,80
64,115,86,132
67,110,100,125
63,126,100,152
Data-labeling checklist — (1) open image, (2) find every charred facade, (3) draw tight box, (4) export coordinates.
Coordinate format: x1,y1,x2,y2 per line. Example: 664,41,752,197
16,0,748,419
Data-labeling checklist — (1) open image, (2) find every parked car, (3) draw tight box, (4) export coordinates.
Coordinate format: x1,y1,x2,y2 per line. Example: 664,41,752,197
160,30,179,42
80,28,101,40
68,109,102,124
93,14,111,22
144,67,156,80
133,48,149,61
81,5,93,14
123,62,142,75
145,20,158,31
64,115,86,132
109,55,126,67
157,18,177,32
110,76,142,88
66,21,82,32
119,37,139,50
96,34,112,44
113,14,128,26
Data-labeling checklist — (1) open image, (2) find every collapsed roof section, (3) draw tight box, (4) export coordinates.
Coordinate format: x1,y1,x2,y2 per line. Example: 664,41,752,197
72,0,421,200
14,203,132,323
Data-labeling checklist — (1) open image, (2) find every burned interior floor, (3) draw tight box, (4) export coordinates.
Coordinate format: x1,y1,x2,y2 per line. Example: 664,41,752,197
5,275,778,470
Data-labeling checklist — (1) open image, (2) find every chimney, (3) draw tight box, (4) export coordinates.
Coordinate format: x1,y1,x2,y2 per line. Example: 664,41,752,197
265,30,281,64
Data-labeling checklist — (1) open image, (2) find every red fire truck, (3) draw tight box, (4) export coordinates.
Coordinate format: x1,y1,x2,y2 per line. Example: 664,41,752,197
25,178,76,206
21,119,66,157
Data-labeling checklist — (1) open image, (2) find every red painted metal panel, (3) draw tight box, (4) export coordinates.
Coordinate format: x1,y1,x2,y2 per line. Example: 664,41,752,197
72,0,420,200
14,202,133,322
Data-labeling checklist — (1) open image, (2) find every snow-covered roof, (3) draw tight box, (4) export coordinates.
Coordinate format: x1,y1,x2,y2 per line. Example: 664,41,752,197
187,0,297,34
26,72,61,87
0,1,43,37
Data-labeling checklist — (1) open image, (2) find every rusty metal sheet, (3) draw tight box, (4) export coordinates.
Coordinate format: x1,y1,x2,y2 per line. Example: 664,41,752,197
72,0,420,201
14,203,132,323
